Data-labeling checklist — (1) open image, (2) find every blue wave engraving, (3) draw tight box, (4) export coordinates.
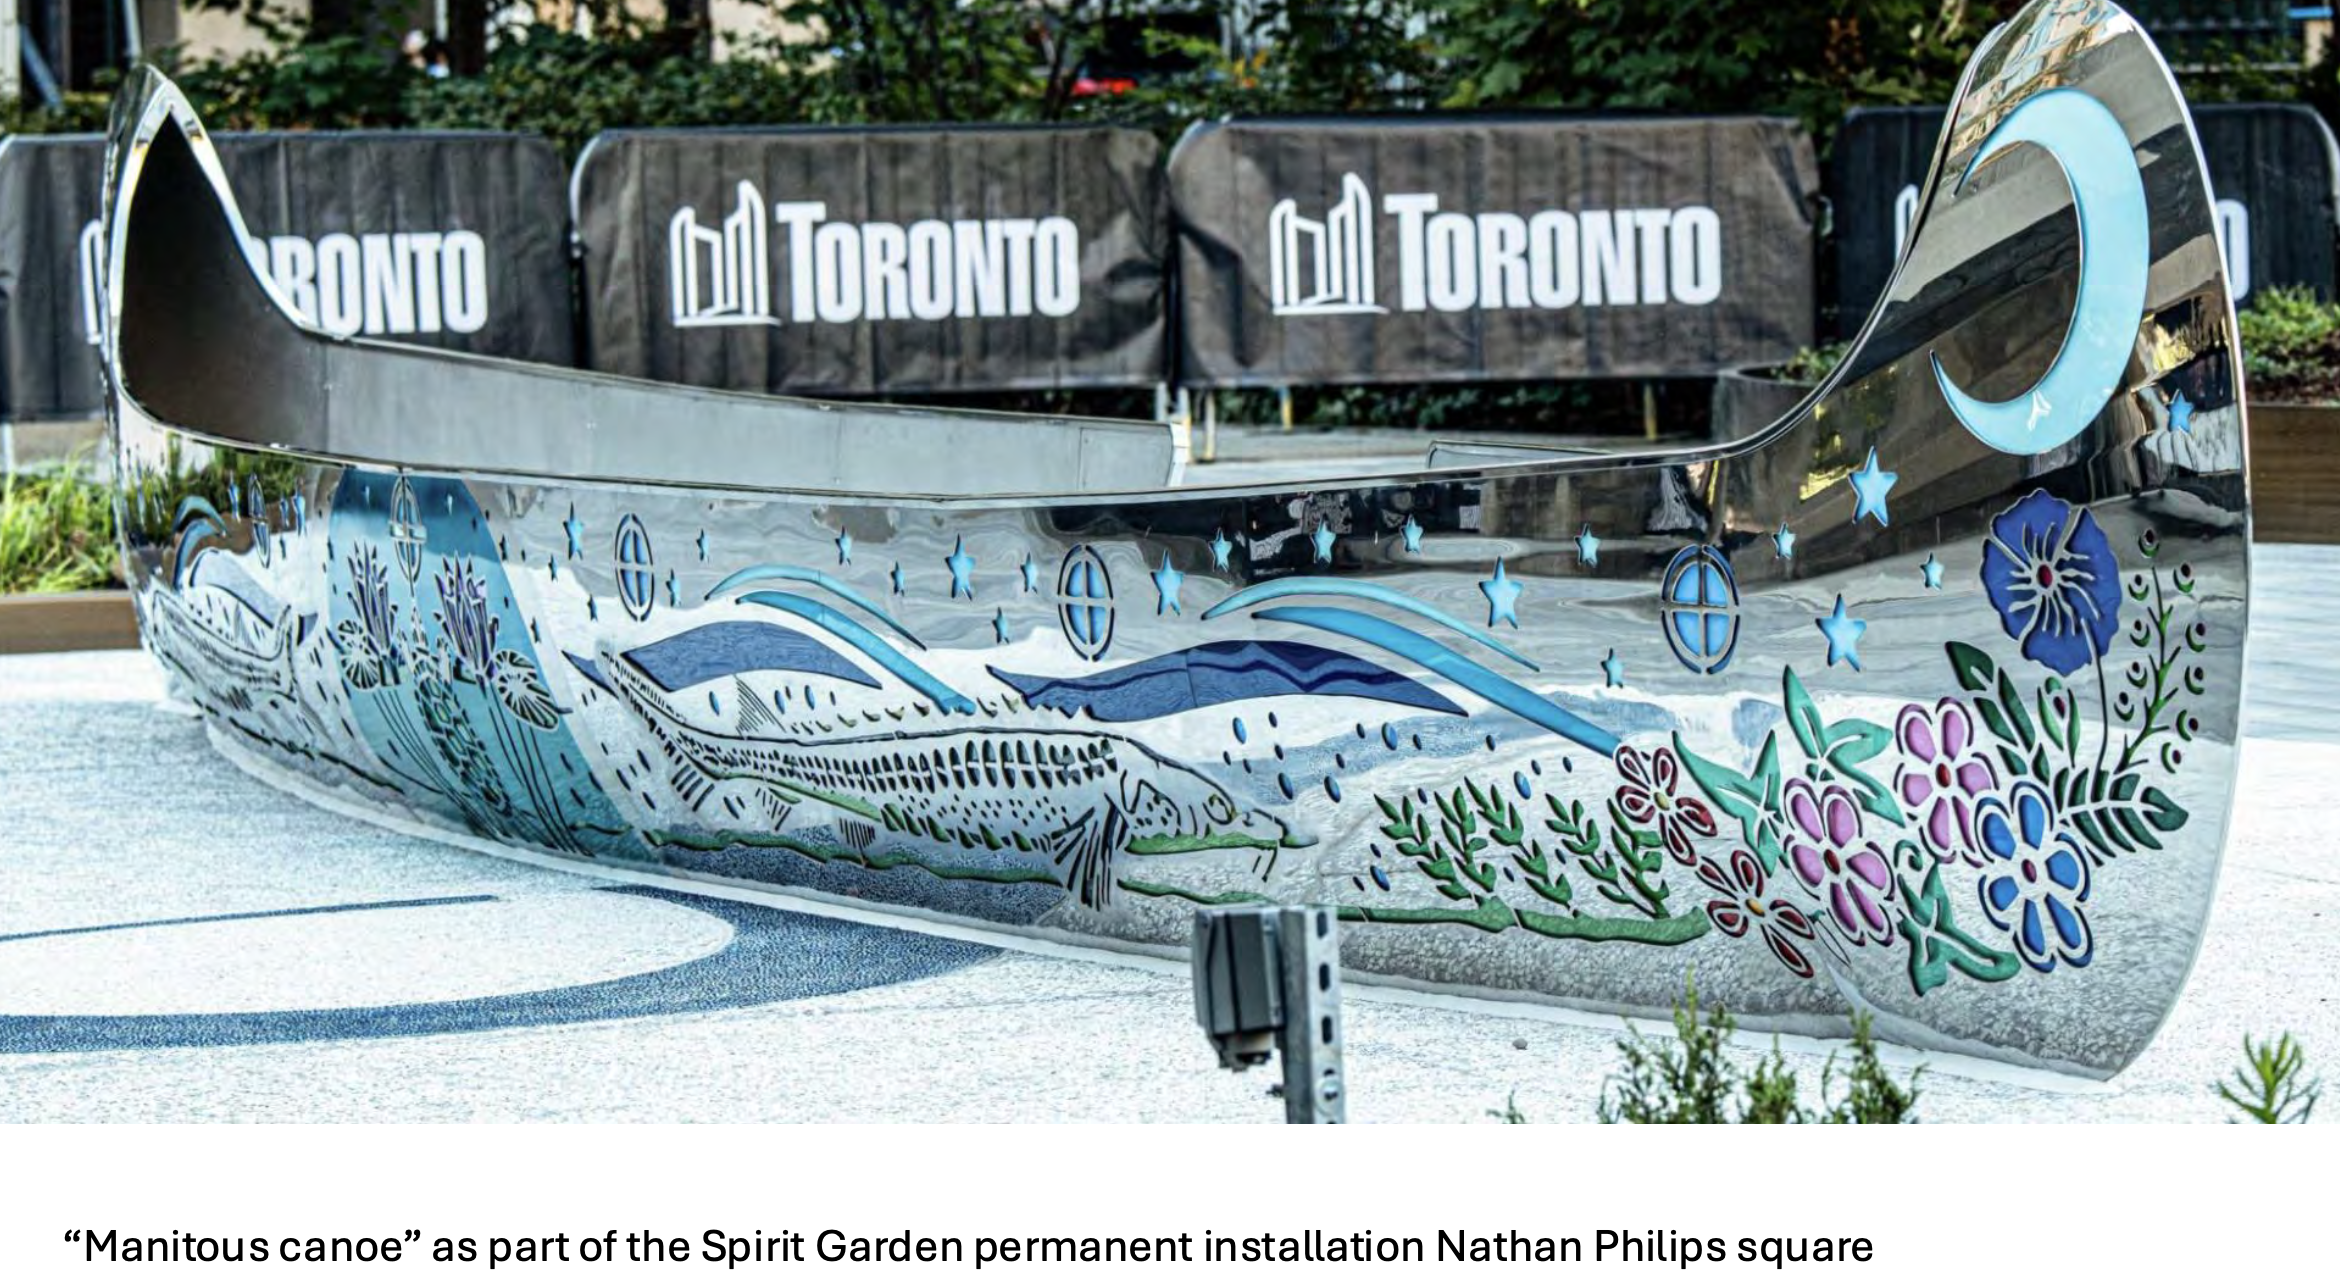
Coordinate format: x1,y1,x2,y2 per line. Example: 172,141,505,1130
990,640,1464,722
1256,606,1618,755
738,590,974,714
703,563,924,648
620,620,878,693
1203,578,1539,671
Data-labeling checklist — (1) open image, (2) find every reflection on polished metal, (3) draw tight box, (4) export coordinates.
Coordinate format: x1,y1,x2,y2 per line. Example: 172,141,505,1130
101,0,2247,1077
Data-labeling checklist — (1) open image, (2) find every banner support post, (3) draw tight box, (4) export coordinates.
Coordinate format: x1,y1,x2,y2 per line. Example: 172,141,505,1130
1,1,18,105
1200,390,1217,463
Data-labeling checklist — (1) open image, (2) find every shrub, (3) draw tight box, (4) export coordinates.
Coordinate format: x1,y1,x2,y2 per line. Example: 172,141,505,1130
2215,1033,2320,1124
2237,285,2340,404
0,459,122,594
1776,342,1851,384
1596,975,1921,1123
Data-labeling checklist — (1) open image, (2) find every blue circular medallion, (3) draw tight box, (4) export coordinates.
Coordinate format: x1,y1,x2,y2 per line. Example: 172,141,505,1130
615,515,657,622
388,476,426,586
1055,545,1116,661
1662,545,1739,675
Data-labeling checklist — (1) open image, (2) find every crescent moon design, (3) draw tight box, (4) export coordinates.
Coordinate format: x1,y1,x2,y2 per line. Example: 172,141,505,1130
1930,88,2150,455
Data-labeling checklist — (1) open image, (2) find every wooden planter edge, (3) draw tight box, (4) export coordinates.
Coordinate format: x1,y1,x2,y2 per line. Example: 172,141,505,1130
0,589,139,655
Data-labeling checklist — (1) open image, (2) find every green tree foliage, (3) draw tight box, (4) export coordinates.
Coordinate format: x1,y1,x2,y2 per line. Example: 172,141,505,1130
407,25,811,160
1440,0,2022,142
38,1,2340,152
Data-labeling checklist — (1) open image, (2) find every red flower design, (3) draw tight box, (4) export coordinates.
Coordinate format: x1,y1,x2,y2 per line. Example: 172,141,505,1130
1614,743,1719,863
1697,849,1820,979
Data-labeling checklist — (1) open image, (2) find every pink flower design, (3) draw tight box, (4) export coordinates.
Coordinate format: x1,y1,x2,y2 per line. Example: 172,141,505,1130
1893,699,2000,863
1613,743,1718,864
1783,778,1897,946
1696,849,1819,979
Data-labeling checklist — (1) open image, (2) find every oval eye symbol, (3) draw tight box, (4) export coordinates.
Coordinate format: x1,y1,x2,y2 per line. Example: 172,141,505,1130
1930,88,2150,456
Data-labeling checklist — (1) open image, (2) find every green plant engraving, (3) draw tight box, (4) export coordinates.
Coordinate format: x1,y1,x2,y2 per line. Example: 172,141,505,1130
1545,795,1672,920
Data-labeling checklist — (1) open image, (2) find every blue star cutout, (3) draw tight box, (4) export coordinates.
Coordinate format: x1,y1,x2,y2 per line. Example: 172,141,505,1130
1209,529,1234,571
1576,524,1600,566
991,609,1010,644
835,532,853,565
1817,595,1868,670
1152,553,1186,615
696,530,709,561
890,562,905,596
1600,649,1625,688
548,558,559,582
1921,555,1944,590
1773,523,1796,559
1021,555,1043,593
1848,448,1897,526
1401,516,1424,553
586,594,598,621
1479,559,1522,628
946,537,976,599
666,570,680,607
2169,390,2194,434
562,506,584,559
1311,522,1337,564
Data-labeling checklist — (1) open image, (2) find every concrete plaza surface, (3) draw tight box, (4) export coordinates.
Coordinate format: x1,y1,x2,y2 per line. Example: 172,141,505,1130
0,545,2333,1124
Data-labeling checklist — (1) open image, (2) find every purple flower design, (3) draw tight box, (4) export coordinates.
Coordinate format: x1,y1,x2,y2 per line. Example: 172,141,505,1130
334,545,404,689
1783,778,1898,947
1980,489,2121,675
1975,782,2093,972
345,545,399,658
1894,699,1999,863
433,558,500,683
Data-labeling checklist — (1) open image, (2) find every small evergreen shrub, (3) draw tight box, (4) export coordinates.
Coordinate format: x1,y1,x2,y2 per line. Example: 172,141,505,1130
1593,976,1921,1124
2237,286,2340,404
2216,1033,2320,1124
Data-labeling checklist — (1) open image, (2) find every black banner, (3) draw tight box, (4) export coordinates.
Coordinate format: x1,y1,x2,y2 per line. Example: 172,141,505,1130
572,126,1170,395
0,131,573,422
1170,116,1821,388
1830,103,2339,333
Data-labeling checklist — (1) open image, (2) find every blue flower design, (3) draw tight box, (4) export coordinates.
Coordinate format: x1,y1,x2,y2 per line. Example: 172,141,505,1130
1980,490,2121,675
1974,782,2092,971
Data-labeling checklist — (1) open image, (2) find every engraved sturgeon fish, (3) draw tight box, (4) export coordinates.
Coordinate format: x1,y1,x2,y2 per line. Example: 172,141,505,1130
602,652,1293,909
144,587,309,710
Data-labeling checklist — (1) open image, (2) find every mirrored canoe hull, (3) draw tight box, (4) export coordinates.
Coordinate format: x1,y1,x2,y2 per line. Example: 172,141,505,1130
104,0,2248,1077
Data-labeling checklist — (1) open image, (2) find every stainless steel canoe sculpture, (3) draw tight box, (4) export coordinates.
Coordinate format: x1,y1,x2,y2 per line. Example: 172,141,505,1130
103,0,2247,1077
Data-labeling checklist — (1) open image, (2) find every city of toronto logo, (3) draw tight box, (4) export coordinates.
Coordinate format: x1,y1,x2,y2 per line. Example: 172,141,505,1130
666,179,1084,328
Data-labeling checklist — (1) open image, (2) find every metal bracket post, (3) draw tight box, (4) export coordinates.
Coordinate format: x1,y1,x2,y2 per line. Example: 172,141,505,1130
1276,905,1345,1124
1190,905,1346,1124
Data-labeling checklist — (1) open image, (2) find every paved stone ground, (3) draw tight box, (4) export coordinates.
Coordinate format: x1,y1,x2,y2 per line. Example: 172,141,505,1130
0,547,2331,1124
